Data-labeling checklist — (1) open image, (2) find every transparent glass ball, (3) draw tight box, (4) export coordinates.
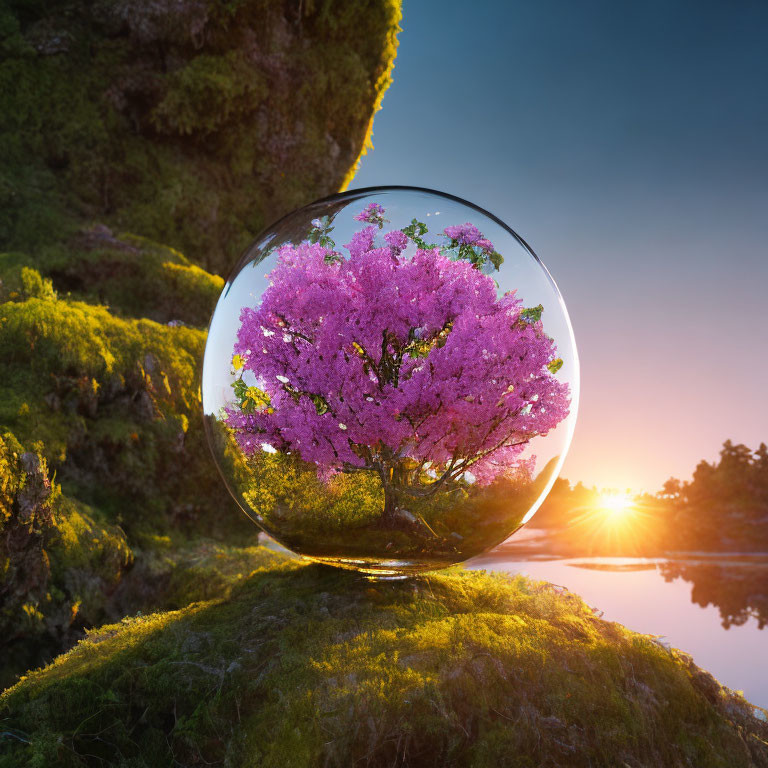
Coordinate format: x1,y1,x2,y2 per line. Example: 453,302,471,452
203,187,578,576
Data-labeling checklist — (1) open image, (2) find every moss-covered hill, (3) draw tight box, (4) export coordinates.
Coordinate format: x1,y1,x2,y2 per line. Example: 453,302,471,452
0,0,401,687
1,550,766,768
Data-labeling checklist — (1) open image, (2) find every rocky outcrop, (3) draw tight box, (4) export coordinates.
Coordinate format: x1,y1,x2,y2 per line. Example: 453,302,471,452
0,0,402,685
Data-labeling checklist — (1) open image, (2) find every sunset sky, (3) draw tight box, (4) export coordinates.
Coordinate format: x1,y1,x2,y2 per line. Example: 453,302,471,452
353,0,768,492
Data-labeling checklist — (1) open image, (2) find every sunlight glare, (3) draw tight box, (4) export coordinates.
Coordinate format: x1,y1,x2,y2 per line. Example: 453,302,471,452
598,491,636,518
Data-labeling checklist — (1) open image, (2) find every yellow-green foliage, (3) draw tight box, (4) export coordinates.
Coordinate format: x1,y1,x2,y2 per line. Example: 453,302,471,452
18,267,56,301
0,259,56,304
1,554,766,767
0,432,22,528
242,451,383,530
24,230,225,326
0,282,204,470
0,294,202,404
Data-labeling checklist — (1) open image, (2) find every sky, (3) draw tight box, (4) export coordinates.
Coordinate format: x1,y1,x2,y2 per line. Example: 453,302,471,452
351,0,768,492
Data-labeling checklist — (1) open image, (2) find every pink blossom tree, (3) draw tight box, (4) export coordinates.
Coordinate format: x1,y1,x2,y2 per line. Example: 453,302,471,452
226,205,570,527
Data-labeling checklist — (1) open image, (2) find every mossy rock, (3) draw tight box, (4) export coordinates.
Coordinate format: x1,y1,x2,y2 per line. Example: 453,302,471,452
0,0,402,683
24,226,226,326
0,431,133,688
0,266,227,531
1,552,766,767
0,0,402,275
0,214,260,686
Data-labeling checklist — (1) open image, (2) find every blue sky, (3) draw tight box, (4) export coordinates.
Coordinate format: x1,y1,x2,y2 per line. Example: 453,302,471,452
352,0,768,490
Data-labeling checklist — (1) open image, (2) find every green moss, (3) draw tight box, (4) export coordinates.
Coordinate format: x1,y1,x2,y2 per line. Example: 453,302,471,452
0,287,208,483
1,557,766,767
12,229,226,326
50,498,132,585
0,290,203,388
0,0,402,275
0,431,132,688
0,285,201,476
150,50,270,137
160,542,289,609
0,283,256,684
0,0,402,689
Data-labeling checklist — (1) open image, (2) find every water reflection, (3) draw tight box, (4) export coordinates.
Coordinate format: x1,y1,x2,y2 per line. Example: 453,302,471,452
561,555,768,630
659,559,768,629
469,539,768,708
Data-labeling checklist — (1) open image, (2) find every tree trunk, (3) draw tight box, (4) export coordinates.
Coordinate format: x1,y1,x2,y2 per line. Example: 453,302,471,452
379,474,430,535
380,482,405,529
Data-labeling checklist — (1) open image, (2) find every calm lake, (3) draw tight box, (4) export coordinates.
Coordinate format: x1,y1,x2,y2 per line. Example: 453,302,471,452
470,530,768,709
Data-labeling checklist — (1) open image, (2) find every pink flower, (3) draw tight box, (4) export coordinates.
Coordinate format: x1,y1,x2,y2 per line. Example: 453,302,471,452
443,222,481,245
226,204,570,492
353,202,386,227
475,238,494,254
384,230,409,254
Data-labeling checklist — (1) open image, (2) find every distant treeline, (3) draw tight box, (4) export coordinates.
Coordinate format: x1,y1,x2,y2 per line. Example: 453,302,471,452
660,440,768,552
535,440,768,552
531,441,768,629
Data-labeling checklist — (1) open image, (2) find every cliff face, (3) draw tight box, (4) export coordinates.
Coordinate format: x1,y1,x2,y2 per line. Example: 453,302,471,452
0,0,401,686
1,555,766,768
1,0,401,274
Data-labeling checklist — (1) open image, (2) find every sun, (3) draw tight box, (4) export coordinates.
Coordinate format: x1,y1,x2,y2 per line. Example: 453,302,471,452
598,491,636,518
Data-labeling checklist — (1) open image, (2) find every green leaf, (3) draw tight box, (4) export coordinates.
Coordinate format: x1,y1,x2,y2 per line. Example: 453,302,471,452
547,358,563,374
401,219,432,249
309,215,337,251
520,304,544,323
232,380,272,413
488,250,504,270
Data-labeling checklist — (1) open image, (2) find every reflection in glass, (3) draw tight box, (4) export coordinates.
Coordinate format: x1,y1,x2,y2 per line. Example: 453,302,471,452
203,187,578,575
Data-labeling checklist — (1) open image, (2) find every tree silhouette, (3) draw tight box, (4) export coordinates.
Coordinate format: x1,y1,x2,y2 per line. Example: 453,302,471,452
661,440,768,551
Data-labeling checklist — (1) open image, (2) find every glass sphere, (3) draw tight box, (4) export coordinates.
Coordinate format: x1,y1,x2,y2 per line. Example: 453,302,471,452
203,187,578,576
